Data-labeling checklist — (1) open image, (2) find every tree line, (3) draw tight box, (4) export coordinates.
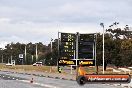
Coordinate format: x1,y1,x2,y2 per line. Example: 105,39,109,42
97,24,132,67
0,25,132,66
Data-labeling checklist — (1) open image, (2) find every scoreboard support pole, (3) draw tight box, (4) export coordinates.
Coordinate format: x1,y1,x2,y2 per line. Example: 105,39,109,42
95,33,97,73
57,31,60,72
76,32,79,66
75,32,79,77
70,65,73,74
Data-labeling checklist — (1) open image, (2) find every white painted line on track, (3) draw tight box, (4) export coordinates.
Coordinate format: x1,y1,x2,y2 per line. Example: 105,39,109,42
19,80,60,88
34,82,59,88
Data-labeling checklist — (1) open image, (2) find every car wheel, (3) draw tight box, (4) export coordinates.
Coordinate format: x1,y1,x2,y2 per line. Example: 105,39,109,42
76,76,87,85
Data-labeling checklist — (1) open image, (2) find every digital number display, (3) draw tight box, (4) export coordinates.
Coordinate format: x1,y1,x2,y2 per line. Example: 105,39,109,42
80,34,94,42
61,33,76,42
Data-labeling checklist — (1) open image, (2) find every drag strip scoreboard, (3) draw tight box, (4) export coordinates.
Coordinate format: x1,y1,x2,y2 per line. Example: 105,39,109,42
79,34,95,59
60,33,76,59
58,32,96,66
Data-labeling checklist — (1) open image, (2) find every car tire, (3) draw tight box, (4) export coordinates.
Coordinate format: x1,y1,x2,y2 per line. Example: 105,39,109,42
76,76,87,85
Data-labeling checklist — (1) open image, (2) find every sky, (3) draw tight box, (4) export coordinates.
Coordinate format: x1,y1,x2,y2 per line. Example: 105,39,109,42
0,0,132,48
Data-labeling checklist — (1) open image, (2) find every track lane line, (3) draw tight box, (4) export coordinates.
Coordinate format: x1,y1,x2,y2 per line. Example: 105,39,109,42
19,80,60,88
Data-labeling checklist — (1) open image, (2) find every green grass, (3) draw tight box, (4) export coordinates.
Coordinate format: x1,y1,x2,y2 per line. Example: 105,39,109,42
0,64,131,75
0,64,58,73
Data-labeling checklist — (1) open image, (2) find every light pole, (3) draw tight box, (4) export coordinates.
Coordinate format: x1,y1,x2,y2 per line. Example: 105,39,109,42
50,38,53,72
51,38,53,61
36,43,38,61
25,44,27,64
100,23,105,74
10,47,12,64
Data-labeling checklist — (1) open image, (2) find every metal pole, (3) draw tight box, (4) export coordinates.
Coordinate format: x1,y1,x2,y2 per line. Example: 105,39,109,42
101,23,105,74
76,32,79,66
25,45,27,64
50,38,53,73
95,33,97,67
57,32,59,67
11,47,12,64
100,23,105,74
51,39,53,53
51,38,53,60
70,65,73,74
93,39,95,60
95,33,97,73
76,32,79,79
103,25,105,74
32,55,33,63
36,43,38,61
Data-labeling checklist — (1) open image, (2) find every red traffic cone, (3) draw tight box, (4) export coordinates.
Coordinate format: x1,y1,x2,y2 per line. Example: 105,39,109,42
30,78,33,83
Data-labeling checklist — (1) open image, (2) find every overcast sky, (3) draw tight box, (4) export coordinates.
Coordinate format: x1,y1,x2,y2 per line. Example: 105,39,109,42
0,0,132,48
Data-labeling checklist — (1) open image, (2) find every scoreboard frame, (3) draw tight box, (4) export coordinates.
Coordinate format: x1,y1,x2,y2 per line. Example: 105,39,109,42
58,32,97,66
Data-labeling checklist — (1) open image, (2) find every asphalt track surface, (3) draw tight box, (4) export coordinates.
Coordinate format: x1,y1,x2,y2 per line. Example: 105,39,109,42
0,71,123,88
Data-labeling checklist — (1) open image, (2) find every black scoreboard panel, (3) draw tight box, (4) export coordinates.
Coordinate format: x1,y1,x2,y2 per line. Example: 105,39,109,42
59,33,95,60
79,41,93,46
58,32,96,66
61,42,75,49
60,48,74,53
79,48,93,53
79,34,94,42
60,33,76,59
60,42,75,59
61,33,76,42
78,34,95,59
60,52,74,57
78,52,93,59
